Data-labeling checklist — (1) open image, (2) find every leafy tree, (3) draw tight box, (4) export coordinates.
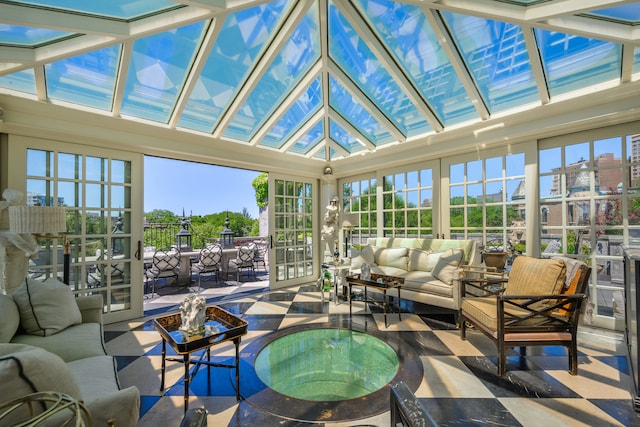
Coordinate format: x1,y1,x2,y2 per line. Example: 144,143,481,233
252,172,268,209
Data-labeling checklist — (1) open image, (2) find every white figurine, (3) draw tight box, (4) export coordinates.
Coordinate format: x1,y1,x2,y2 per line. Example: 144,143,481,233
180,294,207,335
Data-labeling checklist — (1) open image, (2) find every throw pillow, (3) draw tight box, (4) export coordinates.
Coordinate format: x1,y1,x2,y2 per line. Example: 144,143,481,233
0,294,20,343
373,247,408,270
0,343,82,424
407,248,432,272
431,249,464,285
350,245,375,269
12,277,82,336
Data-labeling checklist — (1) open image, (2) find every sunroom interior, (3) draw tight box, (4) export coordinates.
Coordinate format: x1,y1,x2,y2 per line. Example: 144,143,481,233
0,0,639,328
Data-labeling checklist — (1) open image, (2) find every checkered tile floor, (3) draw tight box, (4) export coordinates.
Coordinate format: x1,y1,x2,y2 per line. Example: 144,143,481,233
105,281,639,426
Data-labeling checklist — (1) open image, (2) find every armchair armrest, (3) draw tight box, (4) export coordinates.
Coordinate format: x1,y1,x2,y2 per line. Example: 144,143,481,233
461,267,508,298
75,294,104,325
496,293,587,330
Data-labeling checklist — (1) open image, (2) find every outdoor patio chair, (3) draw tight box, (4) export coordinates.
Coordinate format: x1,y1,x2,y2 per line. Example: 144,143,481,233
145,247,180,298
87,249,126,288
228,244,255,282
191,243,223,290
460,255,591,376
253,240,268,272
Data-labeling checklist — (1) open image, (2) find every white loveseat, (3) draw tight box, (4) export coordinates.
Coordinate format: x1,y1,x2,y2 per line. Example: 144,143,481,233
350,237,479,316
0,277,140,426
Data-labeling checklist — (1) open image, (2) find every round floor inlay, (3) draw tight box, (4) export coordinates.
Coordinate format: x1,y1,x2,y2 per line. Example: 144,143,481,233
254,328,399,401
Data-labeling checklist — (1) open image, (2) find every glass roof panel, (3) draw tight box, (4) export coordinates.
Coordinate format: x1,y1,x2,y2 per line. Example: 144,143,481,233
121,22,206,122
261,76,322,149
329,119,367,154
328,0,431,138
45,45,120,110
442,11,538,113
178,0,290,133
356,0,476,126
223,4,320,141
534,29,621,97
290,120,324,155
584,5,640,24
0,25,73,47
329,75,393,146
0,68,35,94
634,46,640,75
14,0,179,20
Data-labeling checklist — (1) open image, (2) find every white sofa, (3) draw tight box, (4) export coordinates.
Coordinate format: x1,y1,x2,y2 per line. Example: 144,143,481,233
350,237,479,316
0,277,140,426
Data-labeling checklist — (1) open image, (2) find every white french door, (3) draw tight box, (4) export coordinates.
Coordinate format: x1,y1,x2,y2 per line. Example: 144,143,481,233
7,135,144,323
268,173,318,290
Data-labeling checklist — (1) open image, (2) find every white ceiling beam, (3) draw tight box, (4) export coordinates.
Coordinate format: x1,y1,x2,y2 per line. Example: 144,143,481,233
328,107,375,151
0,46,35,63
176,0,270,12
250,60,322,146
539,15,639,44
112,41,133,116
336,0,443,132
305,138,326,159
328,60,405,142
525,0,634,21
318,0,330,161
212,0,314,138
279,109,324,152
328,137,350,158
423,8,490,121
521,25,549,105
621,43,635,83
170,17,221,128
33,65,46,101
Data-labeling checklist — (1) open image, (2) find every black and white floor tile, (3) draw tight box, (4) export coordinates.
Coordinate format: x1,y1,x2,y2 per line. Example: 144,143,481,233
105,279,639,426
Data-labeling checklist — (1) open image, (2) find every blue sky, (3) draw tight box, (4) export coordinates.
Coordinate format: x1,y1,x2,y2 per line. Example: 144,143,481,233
144,156,263,219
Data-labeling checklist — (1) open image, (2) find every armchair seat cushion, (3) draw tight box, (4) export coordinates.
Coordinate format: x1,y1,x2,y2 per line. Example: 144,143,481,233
461,297,555,331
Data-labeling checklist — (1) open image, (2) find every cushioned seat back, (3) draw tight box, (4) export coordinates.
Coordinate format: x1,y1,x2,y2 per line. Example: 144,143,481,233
505,256,566,296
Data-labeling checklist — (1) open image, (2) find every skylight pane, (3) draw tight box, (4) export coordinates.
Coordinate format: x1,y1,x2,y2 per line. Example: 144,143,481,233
357,0,476,126
17,0,178,19
442,12,538,113
0,68,36,94
224,5,320,141
329,75,393,146
329,119,367,154
0,25,73,46
534,29,621,97
328,0,430,137
121,22,205,123
586,5,640,24
290,121,324,154
45,45,120,110
634,46,640,76
261,77,322,149
178,0,290,133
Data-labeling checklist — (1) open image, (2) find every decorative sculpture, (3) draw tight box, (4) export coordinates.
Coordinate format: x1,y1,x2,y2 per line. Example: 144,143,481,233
360,263,371,282
321,196,340,262
179,294,206,335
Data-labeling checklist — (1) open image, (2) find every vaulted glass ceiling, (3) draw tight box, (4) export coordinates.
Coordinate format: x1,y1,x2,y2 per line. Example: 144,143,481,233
0,0,639,162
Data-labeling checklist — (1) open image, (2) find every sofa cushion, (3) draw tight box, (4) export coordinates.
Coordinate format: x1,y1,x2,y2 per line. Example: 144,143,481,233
350,245,375,269
0,294,20,342
0,343,83,424
370,265,408,278
407,249,432,272
505,256,566,296
431,249,464,285
11,322,106,362
12,277,82,337
372,247,408,270
402,271,455,298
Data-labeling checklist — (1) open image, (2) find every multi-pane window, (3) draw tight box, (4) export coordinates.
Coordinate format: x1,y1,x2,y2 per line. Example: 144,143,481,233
448,153,525,250
381,169,434,238
26,149,133,314
539,134,640,325
272,179,313,281
342,177,377,248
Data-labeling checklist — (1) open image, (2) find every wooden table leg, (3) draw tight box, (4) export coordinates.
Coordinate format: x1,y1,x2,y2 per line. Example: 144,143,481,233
234,338,241,400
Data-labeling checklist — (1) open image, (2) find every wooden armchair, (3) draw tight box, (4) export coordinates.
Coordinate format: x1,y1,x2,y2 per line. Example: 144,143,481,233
460,256,591,376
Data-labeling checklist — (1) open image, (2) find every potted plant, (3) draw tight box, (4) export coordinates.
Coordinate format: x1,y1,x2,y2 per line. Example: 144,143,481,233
481,238,513,270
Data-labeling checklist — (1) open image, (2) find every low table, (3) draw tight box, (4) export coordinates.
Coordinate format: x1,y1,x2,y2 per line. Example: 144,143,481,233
153,305,248,412
346,273,404,327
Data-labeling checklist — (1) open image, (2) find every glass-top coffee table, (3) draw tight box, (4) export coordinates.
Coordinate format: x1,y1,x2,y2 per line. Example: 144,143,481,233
346,273,404,327
153,305,248,412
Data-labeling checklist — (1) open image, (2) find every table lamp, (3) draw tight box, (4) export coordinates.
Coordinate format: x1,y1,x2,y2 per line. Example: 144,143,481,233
8,205,69,284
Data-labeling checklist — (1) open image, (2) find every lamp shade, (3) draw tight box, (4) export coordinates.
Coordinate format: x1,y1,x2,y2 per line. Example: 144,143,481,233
341,213,360,228
8,206,67,234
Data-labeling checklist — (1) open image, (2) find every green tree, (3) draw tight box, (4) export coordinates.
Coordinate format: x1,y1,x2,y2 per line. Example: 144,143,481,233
252,172,268,209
